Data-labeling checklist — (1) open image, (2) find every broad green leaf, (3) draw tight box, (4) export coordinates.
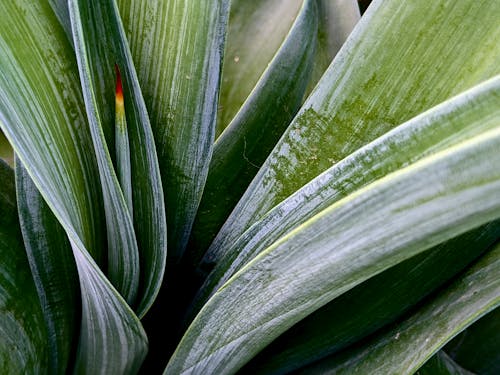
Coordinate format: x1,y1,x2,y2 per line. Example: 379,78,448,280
194,75,500,305
303,242,500,375
216,0,303,135
417,351,474,375
68,0,166,317
0,160,48,373
117,0,230,260
188,0,319,264
206,0,500,266
239,222,499,374
16,163,78,374
0,1,148,371
445,307,500,375
166,126,500,374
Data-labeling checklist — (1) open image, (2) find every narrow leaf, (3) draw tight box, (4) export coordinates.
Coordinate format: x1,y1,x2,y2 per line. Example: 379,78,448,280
240,222,499,374
117,0,229,260
304,242,500,374
0,1,149,370
16,163,79,374
69,0,140,305
194,75,500,305
188,0,319,263
216,0,303,135
167,126,500,374
68,0,166,316
206,0,500,265
0,160,48,373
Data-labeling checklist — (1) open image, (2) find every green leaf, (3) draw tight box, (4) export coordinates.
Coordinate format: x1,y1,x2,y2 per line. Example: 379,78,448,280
417,351,474,375
0,160,48,373
117,0,230,260
188,0,319,264
166,126,500,374
304,242,500,374
0,1,148,371
306,0,360,95
16,163,78,374
68,0,166,317
216,0,303,135
240,222,499,374
194,75,500,305
445,307,500,375
206,0,500,266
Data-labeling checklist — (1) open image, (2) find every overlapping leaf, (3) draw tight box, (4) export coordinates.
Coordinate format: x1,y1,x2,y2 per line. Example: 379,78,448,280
304,242,500,374
167,126,500,373
0,0,147,371
189,0,319,263
205,0,500,267
0,160,48,373
117,0,230,260
192,76,500,310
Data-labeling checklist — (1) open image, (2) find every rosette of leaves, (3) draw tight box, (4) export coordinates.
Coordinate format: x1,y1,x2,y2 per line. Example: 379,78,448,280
0,0,499,374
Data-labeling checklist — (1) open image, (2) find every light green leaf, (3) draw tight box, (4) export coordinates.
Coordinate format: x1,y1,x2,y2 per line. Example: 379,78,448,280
206,0,500,265
16,163,78,374
240,222,499,374
194,75,500,304
216,0,303,135
68,0,166,317
304,242,500,375
188,0,319,264
0,160,48,373
417,351,474,375
445,307,500,375
0,1,148,371
166,126,500,374
117,0,230,260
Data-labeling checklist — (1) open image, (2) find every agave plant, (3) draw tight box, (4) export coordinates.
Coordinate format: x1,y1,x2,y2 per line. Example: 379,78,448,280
0,0,499,373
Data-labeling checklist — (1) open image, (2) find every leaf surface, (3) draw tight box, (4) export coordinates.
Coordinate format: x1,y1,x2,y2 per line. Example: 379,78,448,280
68,0,166,317
167,126,500,374
188,0,319,262
193,76,500,306
0,160,48,373
117,0,230,259
16,164,78,374
303,242,500,374
0,1,148,371
206,0,500,265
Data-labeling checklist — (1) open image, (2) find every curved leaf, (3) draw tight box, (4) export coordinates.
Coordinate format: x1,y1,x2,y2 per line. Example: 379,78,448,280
117,0,230,260
16,163,79,374
304,242,500,374
193,75,500,306
240,222,499,374
68,0,166,317
216,0,303,135
0,1,148,371
188,0,319,263
166,126,500,374
0,160,48,373
206,0,500,266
